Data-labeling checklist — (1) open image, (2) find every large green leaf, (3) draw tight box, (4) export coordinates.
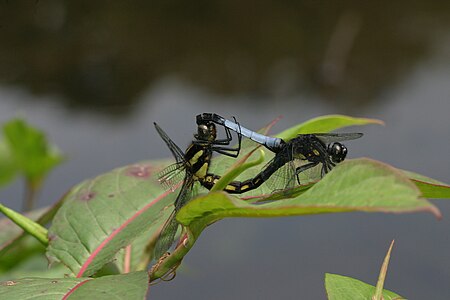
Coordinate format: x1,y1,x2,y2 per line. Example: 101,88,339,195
325,274,403,300
0,271,148,300
149,158,439,279
178,158,439,227
46,161,174,277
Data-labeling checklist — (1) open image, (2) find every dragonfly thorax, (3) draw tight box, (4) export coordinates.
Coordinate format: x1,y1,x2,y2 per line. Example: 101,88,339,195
327,142,347,163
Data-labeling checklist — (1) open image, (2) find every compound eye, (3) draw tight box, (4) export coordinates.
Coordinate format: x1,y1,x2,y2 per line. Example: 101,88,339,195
196,124,209,140
328,142,347,163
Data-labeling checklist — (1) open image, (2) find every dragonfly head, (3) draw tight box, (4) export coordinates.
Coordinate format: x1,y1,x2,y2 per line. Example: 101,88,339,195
194,122,217,142
327,142,347,163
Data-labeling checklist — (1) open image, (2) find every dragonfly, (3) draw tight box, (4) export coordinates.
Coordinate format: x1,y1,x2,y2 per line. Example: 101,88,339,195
198,113,363,194
153,117,241,259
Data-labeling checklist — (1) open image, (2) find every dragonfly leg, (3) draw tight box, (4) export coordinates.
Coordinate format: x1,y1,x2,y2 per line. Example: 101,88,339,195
295,162,319,184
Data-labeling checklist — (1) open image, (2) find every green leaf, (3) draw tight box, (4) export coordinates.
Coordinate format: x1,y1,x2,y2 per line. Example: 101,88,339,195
2,118,63,187
0,204,48,246
178,158,439,227
0,237,46,274
0,271,149,300
46,161,175,277
114,225,157,273
147,158,439,278
64,271,149,300
403,170,450,199
0,254,69,281
276,114,383,140
325,273,404,300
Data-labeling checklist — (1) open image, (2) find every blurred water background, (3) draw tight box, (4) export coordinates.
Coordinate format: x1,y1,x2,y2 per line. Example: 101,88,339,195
0,1,449,299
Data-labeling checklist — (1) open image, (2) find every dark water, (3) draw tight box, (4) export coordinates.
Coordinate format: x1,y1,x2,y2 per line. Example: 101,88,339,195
0,1,449,299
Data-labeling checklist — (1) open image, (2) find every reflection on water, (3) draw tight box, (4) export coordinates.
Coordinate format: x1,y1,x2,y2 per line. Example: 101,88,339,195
0,1,449,114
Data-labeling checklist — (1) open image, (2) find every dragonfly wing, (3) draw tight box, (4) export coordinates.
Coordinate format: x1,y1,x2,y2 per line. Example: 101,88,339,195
153,210,179,260
264,151,296,193
153,175,194,260
158,162,186,191
313,132,363,144
154,122,186,164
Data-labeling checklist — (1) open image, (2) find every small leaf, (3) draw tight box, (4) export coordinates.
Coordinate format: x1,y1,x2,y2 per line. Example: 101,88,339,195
2,118,63,187
325,273,404,300
0,271,149,300
276,114,383,140
0,204,48,246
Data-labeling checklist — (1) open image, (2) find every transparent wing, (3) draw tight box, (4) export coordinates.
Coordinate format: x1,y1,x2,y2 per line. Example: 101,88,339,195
153,175,194,260
158,162,186,191
265,148,296,192
153,210,178,260
313,132,363,144
292,159,322,184
154,122,186,164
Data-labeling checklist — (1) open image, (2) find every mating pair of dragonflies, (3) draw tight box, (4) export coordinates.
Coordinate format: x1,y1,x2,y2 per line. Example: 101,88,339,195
153,113,363,259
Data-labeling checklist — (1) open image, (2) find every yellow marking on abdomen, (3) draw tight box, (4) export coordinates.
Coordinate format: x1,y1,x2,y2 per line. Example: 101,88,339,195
225,185,237,191
195,162,209,179
189,150,204,165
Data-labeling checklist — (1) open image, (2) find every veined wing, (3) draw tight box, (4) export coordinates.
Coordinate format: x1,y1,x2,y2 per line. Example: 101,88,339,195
153,175,194,260
313,132,363,144
158,162,186,191
265,146,296,192
154,122,186,164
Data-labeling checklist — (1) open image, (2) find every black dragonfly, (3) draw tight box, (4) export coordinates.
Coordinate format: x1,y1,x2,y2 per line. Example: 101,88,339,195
198,113,363,194
153,117,241,259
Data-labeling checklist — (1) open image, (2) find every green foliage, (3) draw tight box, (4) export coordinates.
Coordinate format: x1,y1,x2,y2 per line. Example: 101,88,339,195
0,118,63,211
0,271,149,300
325,274,403,300
1,119,63,189
0,115,449,299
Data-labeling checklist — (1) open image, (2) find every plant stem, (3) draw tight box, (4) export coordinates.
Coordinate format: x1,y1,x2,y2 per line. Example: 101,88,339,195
23,179,38,212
